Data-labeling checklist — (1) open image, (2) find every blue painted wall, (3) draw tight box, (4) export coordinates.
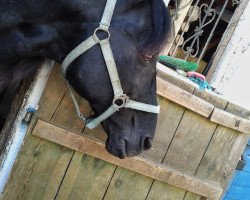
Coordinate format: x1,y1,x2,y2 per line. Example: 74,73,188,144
223,140,250,200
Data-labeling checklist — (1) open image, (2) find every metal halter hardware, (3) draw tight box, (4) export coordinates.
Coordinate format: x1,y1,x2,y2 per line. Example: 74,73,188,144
94,28,111,41
61,0,160,129
113,95,129,108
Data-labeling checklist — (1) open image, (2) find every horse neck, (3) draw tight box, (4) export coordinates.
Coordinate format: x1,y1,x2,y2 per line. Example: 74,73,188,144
0,0,108,63
0,0,88,30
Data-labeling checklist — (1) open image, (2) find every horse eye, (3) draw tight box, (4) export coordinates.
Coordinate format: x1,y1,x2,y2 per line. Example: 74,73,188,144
141,54,153,62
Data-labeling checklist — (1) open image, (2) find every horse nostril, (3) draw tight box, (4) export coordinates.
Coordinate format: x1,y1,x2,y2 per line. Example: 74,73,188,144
143,137,153,150
106,138,127,159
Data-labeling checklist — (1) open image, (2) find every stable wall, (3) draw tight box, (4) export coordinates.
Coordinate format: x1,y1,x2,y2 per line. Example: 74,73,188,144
210,0,250,110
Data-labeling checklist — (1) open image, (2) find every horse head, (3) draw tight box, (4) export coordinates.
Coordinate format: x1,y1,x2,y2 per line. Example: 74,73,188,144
0,0,171,158
65,0,171,158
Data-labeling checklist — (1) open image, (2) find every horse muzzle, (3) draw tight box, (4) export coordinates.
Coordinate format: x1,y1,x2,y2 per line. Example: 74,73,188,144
105,133,153,159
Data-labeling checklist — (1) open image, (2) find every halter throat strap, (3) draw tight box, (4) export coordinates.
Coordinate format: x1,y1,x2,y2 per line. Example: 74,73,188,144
61,0,160,129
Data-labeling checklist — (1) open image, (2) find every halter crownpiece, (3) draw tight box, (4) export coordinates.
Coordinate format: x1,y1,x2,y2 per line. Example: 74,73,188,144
61,0,160,129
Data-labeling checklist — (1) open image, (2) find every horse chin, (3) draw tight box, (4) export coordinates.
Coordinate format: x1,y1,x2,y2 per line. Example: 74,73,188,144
102,120,154,159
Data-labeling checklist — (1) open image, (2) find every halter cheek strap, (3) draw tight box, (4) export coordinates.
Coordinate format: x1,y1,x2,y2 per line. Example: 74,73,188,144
61,0,160,129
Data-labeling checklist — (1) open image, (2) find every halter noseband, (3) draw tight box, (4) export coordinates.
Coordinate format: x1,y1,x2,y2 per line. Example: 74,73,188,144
61,0,160,129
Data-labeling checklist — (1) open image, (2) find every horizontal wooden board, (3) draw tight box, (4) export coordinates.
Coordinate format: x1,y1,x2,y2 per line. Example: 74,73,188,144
210,108,250,134
157,77,215,118
156,77,250,134
157,63,196,93
193,89,228,110
32,120,223,200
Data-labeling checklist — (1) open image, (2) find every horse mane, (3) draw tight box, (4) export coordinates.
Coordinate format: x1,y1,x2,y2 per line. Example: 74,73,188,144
0,58,44,91
138,0,171,55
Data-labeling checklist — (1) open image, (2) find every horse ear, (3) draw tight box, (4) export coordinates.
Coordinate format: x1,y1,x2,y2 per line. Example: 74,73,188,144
121,0,150,40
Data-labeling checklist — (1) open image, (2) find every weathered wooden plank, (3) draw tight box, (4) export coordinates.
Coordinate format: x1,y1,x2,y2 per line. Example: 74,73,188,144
157,77,214,118
184,192,203,200
157,63,196,93
196,103,250,189
157,77,250,134
210,108,250,134
32,120,223,199
53,91,115,199
103,167,152,200
226,102,250,120
195,127,248,189
2,64,75,200
1,135,74,200
55,108,116,200
154,67,229,200
146,181,187,200
163,110,218,175
193,89,228,110
51,90,91,133
44,78,116,199
37,64,68,119
147,89,228,200
185,104,250,200
142,96,185,163
56,153,116,200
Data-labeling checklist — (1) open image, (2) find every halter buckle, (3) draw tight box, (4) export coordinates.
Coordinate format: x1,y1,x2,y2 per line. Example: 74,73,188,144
113,95,129,109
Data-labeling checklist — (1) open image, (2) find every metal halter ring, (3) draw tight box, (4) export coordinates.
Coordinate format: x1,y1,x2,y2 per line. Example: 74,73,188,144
113,95,129,109
94,27,111,42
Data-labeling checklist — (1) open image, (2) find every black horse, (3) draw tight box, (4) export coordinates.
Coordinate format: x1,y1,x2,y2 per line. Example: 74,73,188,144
0,0,171,158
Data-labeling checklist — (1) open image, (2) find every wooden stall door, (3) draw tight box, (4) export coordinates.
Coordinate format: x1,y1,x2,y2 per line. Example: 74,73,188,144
2,64,250,200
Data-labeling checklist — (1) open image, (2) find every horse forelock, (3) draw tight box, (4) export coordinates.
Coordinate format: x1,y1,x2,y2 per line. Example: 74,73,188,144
137,0,171,55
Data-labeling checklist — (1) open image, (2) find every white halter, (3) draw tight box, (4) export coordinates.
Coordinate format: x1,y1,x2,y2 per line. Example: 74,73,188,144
61,0,160,129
